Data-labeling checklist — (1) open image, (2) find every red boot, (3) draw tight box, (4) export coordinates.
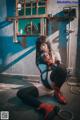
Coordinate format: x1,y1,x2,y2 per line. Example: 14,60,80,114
37,103,60,120
54,87,67,104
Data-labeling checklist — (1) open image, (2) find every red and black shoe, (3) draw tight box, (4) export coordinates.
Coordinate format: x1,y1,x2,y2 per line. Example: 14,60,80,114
37,103,60,120
54,87,67,105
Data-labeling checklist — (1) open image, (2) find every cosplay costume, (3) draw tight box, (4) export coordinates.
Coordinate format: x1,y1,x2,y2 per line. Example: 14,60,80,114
17,37,67,120
36,38,67,104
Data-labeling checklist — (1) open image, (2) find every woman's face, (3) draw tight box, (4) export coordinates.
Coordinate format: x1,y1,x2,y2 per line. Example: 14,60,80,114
41,43,49,52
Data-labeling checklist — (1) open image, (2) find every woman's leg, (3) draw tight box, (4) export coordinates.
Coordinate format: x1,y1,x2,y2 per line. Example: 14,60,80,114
17,86,60,120
50,65,67,104
17,86,41,108
50,65,67,88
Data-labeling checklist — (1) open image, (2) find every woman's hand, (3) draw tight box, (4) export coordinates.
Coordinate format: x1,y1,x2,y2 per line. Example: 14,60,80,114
43,53,54,66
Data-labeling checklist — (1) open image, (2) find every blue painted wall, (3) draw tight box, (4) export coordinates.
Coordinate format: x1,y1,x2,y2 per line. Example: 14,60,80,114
0,0,78,76
0,0,39,75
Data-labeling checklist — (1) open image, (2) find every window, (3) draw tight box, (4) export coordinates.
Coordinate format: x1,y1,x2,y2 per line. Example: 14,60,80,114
16,0,47,36
18,19,41,35
16,0,47,16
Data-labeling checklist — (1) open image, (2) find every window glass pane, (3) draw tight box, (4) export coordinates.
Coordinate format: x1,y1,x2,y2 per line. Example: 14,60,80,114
18,19,31,35
38,1,45,6
32,2,36,15
32,19,40,35
18,0,24,6
38,7,45,14
18,0,24,3
32,8,36,15
33,3,36,7
26,8,31,15
18,8,24,16
25,23,31,34
18,19,41,35
26,3,31,7
38,0,45,2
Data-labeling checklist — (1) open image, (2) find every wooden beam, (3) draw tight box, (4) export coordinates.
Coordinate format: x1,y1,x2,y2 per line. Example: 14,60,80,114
7,14,48,21
24,0,26,15
45,0,47,13
36,0,38,14
13,19,18,43
16,0,18,16
17,34,39,37
7,14,75,22
31,1,33,15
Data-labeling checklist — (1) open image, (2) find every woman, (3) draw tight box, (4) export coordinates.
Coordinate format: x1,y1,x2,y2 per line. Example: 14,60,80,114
17,36,60,120
17,86,59,120
17,36,67,120
36,36,67,104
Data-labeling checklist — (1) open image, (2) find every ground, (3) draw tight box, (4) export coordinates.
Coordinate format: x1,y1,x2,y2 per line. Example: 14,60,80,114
0,74,80,120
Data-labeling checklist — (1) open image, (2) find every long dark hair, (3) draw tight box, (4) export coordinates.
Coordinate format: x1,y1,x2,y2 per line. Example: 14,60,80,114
36,35,52,59
36,36,46,52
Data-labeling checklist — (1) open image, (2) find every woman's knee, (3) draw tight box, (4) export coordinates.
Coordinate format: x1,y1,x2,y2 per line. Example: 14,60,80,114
17,86,39,99
50,66,67,82
17,88,25,99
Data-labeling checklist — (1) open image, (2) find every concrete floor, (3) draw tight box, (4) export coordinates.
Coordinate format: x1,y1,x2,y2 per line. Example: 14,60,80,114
0,74,80,120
